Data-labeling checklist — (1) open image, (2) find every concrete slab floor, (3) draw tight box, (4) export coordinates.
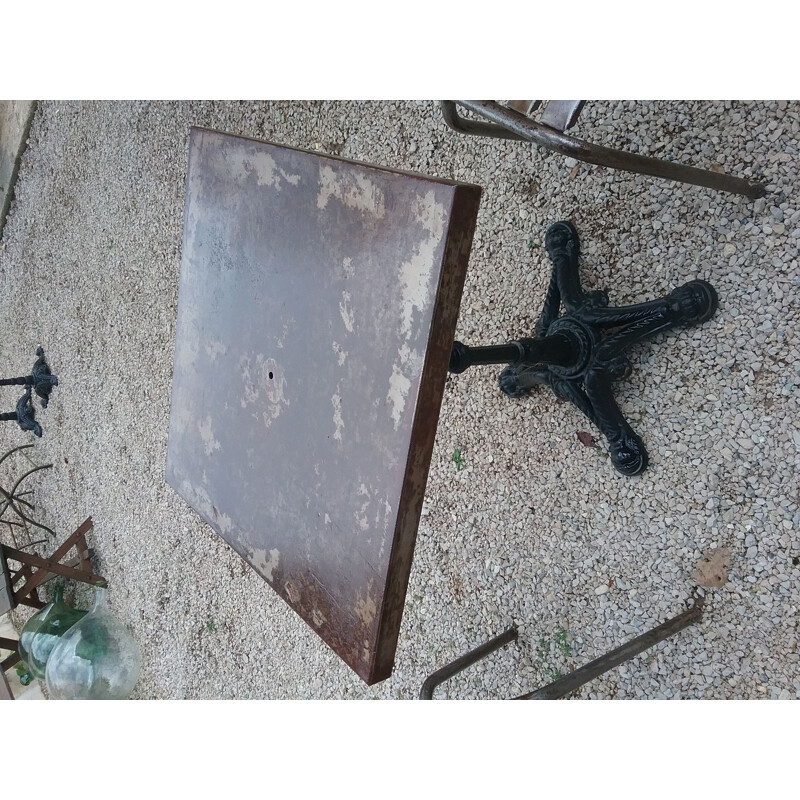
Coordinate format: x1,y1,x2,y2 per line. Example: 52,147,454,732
0,100,37,238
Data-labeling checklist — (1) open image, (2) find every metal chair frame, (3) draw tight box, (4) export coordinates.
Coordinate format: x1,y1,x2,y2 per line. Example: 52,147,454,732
441,101,766,199
420,594,704,699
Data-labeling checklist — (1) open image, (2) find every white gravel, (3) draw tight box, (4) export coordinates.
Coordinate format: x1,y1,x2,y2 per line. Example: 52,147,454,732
1,100,798,699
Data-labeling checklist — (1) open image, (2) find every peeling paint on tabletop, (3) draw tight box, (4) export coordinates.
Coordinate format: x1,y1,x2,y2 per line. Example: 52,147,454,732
252,548,281,582
317,164,386,217
198,415,221,456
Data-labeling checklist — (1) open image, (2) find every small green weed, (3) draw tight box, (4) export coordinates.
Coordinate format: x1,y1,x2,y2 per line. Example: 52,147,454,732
534,628,572,684
536,636,549,663
206,618,217,632
452,447,467,470
555,628,571,658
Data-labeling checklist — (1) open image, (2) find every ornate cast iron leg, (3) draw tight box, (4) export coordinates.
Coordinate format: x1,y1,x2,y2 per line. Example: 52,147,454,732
30,347,59,407
0,388,42,438
0,347,59,408
450,221,719,476
1,348,57,438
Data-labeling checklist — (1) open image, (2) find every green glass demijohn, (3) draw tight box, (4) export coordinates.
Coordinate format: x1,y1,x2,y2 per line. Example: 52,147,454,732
18,583,87,680
45,586,142,700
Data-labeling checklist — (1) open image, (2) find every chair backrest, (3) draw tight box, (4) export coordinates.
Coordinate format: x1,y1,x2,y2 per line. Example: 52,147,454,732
507,100,586,132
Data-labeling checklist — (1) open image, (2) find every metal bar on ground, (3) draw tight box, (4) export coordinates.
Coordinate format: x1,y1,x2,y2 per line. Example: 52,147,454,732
420,627,518,699
451,101,766,199
516,601,704,699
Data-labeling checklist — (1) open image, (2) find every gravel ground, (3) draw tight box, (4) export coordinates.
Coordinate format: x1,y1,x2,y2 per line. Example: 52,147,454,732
1,100,797,699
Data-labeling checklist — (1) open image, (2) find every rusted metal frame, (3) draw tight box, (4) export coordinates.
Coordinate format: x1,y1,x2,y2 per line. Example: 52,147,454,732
447,100,766,199
539,100,586,132
3,520,20,548
76,537,92,573
46,552,92,582
10,560,32,590
440,101,524,141
1,652,20,671
507,101,542,116
0,482,36,513
419,627,518,699
516,599,704,699
30,516,92,569
8,547,103,589
8,547,105,603
6,517,103,602
0,486,34,522
0,444,39,511
10,542,90,591
1,490,35,512
9,464,51,506
493,101,587,132
0,446,54,543
0,443,34,469
420,597,703,699
16,594,45,610
12,551,91,594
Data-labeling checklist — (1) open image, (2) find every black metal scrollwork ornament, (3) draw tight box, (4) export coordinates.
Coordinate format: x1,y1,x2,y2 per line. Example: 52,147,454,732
0,347,58,437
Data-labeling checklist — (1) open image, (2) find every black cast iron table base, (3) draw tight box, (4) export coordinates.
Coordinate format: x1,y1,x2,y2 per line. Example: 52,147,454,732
449,221,718,476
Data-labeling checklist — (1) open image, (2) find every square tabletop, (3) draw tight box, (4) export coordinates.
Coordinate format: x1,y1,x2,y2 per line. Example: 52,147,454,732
166,128,481,684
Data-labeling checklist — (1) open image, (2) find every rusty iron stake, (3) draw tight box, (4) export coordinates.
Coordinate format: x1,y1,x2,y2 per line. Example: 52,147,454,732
516,599,704,700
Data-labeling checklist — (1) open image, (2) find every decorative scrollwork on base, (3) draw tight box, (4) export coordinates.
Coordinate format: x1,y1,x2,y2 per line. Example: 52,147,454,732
31,346,59,408
473,221,719,476
15,388,43,438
